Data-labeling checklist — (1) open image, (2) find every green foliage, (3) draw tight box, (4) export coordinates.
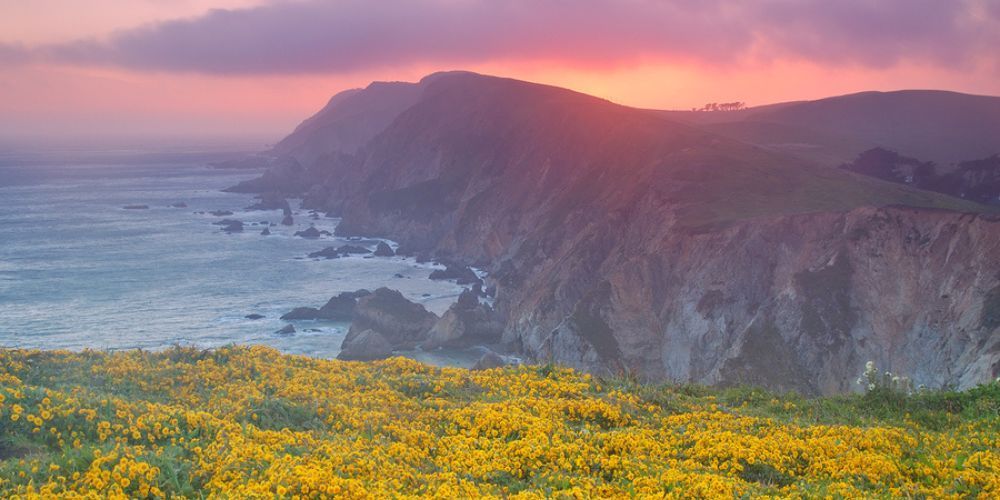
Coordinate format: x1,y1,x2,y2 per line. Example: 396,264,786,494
738,460,795,488
241,395,325,432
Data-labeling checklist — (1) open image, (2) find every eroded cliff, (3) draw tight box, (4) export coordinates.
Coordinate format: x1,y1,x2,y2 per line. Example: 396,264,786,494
237,72,1000,393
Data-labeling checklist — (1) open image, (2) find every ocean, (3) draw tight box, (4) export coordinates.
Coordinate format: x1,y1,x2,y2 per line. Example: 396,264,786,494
0,148,484,367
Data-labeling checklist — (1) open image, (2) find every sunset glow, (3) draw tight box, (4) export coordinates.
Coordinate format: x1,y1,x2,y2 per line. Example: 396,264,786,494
2,0,999,140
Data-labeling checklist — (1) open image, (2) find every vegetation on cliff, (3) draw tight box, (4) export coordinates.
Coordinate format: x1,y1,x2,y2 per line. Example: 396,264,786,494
0,346,997,498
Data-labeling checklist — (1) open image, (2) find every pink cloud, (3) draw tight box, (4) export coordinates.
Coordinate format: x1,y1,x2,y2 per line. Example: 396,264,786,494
2,0,997,75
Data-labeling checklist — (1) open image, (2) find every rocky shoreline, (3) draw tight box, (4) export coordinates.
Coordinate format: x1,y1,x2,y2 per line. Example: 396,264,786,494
201,191,512,368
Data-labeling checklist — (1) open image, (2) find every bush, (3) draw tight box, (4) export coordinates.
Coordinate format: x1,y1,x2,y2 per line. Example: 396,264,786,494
856,361,915,394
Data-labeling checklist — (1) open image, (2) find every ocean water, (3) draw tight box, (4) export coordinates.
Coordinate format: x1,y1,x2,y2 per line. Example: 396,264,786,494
0,152,485,367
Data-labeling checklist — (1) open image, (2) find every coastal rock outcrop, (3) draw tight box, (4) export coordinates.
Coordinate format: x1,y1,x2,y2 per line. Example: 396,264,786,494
307,245,371,259
294,226,326,239
423,289,503,349
429,264,481,286
280,289,371,321
246,193,293,212
213,219,244,233
345,288,437,349
472,351,508,370
337,329,393,361
373,242,395,257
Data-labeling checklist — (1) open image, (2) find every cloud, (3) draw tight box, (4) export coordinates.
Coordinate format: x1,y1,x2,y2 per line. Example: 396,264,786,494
3,0,998,75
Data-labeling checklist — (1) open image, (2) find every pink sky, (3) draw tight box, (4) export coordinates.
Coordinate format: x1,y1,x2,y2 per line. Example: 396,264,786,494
2,0,999,143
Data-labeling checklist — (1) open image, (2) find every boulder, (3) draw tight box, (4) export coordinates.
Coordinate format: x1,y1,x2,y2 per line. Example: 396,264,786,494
123,204,149,210
429,264,482,285
170,202,188,208
213,219,244,233
260,227,271,235
281,213,294,226
244,314,265,320
280,307,322,320
308,247,341,259
317,289,370,321
373,242,395,257
308,245,371,259
338,244,371,255
347,288,437,349
209,210,233,216
337,329,393,361
279,290,371,322
294,226,323,239
274,324,296,336
472,351,507,371
423,289,504,349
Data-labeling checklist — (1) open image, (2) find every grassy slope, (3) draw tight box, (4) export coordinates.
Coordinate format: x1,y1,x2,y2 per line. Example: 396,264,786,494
259,72,996,235
657,90,1000,167
662,142,994,229
0,346,997,498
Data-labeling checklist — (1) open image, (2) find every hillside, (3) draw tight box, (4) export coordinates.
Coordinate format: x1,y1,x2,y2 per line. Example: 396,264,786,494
271,81,424,166
665,90,1000,166
0,347,997,497
248,73,985,229
232,72,1000,394
841,148,1000,206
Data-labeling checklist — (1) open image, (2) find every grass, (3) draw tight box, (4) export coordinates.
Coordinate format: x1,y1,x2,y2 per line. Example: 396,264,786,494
601,373,1000,432
664,143,997,230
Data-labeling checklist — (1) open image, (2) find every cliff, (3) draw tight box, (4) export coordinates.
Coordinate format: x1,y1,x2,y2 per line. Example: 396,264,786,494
237,72,1000,394
506,206,1000,395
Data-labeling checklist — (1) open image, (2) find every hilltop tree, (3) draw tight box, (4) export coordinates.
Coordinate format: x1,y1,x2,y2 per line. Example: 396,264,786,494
698,101,746,112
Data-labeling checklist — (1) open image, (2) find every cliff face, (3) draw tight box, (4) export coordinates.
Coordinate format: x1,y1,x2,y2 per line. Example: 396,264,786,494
503,206,999,395
240,72,1000,394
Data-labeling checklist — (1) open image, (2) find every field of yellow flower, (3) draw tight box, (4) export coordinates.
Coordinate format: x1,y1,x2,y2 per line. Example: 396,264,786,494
0,346,997,498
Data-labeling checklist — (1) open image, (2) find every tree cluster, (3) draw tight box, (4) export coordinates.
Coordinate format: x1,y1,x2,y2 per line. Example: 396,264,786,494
693,102,746,112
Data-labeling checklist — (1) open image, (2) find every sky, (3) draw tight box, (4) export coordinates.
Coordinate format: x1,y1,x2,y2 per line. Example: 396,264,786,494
2,0,999,144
